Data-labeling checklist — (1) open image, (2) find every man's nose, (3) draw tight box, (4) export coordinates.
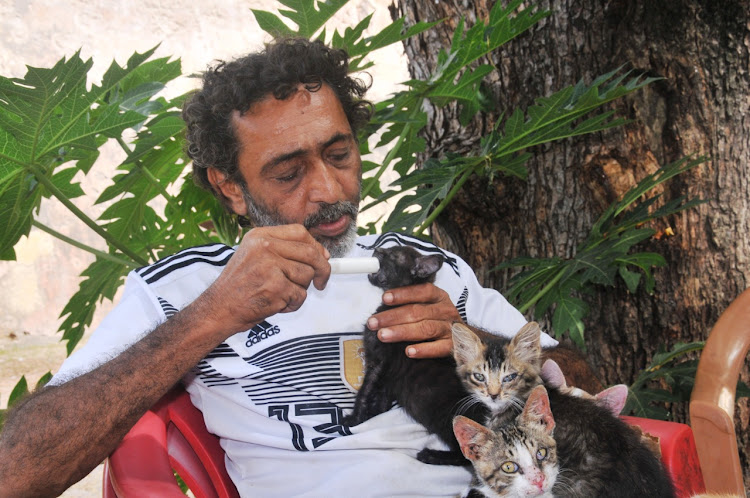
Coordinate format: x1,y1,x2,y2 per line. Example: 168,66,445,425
308,160,344,204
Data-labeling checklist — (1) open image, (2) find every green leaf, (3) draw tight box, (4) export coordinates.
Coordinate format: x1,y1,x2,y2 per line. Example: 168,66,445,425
625,387,674,419
551,292,588,347
49,167,84,199
618,266,641,293
36,372,52,389
59,257,129,354
8,376,29,407
382,161,459,233
252,9,295,38
0,48,174,258
648,341,705,369
254,0,349,39
0,173,41,260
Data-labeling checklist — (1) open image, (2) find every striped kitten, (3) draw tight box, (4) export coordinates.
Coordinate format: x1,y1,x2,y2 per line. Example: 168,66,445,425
457,322,675,497
415,322,545,465
452,322,545,426
453,385,558,497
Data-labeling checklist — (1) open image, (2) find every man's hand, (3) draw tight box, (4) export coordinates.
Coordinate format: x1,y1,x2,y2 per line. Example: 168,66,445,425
366,283,461,358
203,224,331,338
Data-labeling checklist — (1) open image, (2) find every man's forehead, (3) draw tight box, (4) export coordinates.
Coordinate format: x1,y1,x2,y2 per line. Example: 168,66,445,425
229,84,353,169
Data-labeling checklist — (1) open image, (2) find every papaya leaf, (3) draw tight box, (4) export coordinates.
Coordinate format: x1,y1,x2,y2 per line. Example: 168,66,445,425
8,376,29,408
252,0,348,39
550,289,588,347
382,160,459,233
625,341,705,419
59,257,129,354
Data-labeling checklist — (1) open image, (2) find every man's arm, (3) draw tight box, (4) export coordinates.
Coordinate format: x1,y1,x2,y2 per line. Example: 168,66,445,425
0,225,331,497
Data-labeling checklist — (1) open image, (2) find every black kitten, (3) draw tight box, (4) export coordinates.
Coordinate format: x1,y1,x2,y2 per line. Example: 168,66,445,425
343,246,489,456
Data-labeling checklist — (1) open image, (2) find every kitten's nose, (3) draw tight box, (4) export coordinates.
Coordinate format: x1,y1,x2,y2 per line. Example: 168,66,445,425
531,473,545,490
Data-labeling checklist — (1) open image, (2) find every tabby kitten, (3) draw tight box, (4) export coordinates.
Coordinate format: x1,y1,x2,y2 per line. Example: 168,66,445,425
452,322,545,427
415,322,547,465
463,323,676,497
453,385,558,498
344,246,489,454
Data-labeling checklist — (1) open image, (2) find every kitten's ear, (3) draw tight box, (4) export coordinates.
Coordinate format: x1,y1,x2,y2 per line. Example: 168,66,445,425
509,322,542,365
452,323,483,365
453,415,491,461
540,359,568,389
521,385,555,434
594,384,629,416
412,254,444,279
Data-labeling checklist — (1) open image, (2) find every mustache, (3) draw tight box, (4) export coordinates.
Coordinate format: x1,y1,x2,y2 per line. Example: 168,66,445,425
303,201,358,229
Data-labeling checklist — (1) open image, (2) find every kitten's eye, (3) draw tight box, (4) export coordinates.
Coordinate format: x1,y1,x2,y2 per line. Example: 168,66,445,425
472,372,485,382
536,448,548,460
501,461,519,474
502,372,518,383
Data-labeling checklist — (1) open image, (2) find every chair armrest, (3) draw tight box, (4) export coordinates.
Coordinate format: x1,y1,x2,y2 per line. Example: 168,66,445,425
689,288,750,495
621,416,705,498
106,410,186,497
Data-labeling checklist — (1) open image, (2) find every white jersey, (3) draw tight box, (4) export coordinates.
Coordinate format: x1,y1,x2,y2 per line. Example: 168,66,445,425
52,232,556,497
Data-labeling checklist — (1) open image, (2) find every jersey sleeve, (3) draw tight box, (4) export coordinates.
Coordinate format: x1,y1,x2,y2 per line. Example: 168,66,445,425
48,271,166,386
450,252,558,347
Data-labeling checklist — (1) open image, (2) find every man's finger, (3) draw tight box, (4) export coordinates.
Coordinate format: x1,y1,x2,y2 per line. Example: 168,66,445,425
403,338,453,359
377,319,448,343
381,283,442,306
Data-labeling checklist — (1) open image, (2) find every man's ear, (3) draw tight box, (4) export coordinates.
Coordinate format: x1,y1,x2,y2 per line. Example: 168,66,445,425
207,167,248,216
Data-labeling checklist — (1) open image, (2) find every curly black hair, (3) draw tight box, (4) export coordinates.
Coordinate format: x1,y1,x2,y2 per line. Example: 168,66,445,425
182,38,373,200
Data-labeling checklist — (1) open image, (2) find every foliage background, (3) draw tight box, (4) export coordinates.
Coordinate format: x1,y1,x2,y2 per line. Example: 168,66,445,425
0,0,407,406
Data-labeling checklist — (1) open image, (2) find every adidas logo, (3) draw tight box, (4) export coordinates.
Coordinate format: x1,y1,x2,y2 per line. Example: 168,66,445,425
246,320,281,347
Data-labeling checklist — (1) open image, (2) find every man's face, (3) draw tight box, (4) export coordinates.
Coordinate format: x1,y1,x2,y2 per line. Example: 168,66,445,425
220,84,362,257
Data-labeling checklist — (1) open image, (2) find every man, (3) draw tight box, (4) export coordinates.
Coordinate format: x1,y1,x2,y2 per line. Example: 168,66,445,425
0,38,555,496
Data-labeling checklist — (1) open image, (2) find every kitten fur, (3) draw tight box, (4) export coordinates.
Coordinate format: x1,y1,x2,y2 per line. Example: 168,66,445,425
454,385,559,498
416,322,549,465
464,323,676,497
344,246,489,454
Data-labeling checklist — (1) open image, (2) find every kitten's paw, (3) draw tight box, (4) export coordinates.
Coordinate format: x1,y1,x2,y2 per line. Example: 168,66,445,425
342,414,362,427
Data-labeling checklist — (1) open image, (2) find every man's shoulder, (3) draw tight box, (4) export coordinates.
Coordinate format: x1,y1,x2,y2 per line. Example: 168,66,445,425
134,242,234,286
355,232,463,276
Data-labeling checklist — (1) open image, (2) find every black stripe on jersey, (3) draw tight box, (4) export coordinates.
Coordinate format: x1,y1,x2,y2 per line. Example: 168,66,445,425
457,287,469,322
205,343,238,359
358,232,460,276
194,359,238,387
136,243,234,284
157,297,179,318
240,333,360,409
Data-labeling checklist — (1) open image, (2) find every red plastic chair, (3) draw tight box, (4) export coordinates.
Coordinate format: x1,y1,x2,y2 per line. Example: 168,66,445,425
103,385,706,497
102,386,239,498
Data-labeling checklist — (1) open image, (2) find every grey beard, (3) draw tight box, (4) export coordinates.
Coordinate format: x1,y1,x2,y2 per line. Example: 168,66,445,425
240,183,359,258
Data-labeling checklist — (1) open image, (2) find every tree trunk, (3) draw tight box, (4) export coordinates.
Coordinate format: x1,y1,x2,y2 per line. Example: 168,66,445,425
395,0,750,487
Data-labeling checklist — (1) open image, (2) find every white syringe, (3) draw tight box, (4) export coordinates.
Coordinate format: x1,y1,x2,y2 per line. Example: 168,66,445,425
329,257,380,274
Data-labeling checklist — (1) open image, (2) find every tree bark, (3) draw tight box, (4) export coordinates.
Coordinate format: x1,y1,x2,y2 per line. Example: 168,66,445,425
395,0,750,487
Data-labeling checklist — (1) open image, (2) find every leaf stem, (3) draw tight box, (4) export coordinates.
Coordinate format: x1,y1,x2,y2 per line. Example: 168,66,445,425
416,161,479,235
25,162,148,265
31,220,138,269
115,137,175,202
518,266,567,314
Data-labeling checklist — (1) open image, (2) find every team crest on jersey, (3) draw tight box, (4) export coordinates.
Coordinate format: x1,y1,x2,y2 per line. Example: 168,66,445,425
340,337,366,392
245,320,281,347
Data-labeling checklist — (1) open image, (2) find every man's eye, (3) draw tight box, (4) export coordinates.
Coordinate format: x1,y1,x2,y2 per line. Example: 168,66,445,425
328,149,351,163
276,171,299,183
